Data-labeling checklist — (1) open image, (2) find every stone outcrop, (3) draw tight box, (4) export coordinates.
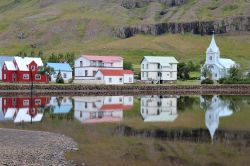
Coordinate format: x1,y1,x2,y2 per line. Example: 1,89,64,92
114,16,250,38
121,0,187,9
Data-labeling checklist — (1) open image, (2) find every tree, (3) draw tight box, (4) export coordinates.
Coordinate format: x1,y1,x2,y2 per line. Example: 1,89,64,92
228,66,241,80
201,65,211,79
38,64,55,81
48,53,58,62
178,62,190,80
124,61,133,70
56,70,64,83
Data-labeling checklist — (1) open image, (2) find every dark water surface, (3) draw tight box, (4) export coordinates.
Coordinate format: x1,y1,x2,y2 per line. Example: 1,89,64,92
0,95,250,166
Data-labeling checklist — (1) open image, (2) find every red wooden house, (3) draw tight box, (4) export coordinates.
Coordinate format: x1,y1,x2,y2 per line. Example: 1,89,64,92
2,56,48,83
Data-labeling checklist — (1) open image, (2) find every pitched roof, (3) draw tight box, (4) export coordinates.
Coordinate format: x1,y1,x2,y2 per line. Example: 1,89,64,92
47,63,72,72
206,34,219,53
4,61,16,71
219,58,236,68
142,56,179,66
98,69,133,76
14,57,44,71
83,55,123,63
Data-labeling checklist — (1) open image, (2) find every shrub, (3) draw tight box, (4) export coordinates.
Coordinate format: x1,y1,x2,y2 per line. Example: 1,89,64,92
201,78,214,84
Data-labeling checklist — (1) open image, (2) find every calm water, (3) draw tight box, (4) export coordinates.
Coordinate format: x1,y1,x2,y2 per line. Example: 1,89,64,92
0,95,250,166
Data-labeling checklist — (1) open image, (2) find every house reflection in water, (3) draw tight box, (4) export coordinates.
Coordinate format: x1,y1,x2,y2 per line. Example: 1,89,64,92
200,95,234,142
141,95,178,122
1,96,49,123
48,97,73,114
74,96,134,124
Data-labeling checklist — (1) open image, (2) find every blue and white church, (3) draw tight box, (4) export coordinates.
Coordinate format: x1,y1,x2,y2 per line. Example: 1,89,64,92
201,34,236,80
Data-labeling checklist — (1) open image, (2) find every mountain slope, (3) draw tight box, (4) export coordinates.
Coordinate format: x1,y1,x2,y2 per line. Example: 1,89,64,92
0,0,249,68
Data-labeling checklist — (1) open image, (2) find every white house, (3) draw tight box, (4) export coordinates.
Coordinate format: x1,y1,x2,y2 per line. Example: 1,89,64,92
74,55,123,80
141,95,178,122
201,34,236,80
0,56,14,80
141,56,179,84
95,69,134,84
46,63,72,82
200,95,233,142
74,96,134,124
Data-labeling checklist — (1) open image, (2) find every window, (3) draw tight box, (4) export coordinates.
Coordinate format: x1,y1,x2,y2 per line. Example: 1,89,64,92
129,77,132,82
129,97,132,102
35,74,41,80
146,64,148,69
23,100,29,106
210,56,212,60
215,73,217,77
109,97,112,102
145,72,148,77
23,74,29,79
85,102,87,109
80,111,82,118
80,61,83,67
4,65,6,70
109,78,112,83
93,71,97,76
111,63,113,67
31,66,35,71
119,97,122,102
142,64,144,69
63,73,67,78
142,72,144,77
85,70,88,76
3,74,6,80
170,72,172,78
35,99,41,105
158,64,161,69
119,78,123,83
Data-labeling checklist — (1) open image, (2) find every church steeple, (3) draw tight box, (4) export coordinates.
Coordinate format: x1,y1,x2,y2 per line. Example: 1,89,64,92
206,32,219,53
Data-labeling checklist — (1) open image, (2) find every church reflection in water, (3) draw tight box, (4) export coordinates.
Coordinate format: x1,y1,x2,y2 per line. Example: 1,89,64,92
74,96,134,124
0,96,49,123
200,95,234,142
140,95,178,122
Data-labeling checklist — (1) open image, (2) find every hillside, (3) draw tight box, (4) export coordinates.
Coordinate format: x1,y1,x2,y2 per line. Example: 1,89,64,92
0,0,250,69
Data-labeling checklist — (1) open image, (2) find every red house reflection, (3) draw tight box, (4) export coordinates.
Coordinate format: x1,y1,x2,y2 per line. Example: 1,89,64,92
2,96,50,123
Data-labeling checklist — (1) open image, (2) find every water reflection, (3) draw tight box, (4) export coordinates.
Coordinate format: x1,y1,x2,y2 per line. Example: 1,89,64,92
141,95,178,122
74,96,134,124
200,95,234,142
48,97,73,114
1,96,49,123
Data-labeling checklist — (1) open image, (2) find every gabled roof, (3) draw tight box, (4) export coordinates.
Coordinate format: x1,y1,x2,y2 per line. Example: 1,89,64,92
98,69,133,76
82,55,123,63
4,61,16,71
47,63,72,72
0,56,14,66
206,34,219,53
14,57,44,71
219,58,236,69
142,56,179,66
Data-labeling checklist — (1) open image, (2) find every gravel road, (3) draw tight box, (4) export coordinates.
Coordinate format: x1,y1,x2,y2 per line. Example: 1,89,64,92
0,128,78,166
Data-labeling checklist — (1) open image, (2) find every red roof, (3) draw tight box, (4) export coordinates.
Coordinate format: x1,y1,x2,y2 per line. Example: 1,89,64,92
99,69,133,76
83,55,123,63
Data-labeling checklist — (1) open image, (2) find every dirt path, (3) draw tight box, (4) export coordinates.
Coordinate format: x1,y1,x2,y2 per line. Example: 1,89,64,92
0,128,78,166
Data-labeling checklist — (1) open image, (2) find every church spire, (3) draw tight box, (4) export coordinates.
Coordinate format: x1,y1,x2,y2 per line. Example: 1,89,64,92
206,31,219,53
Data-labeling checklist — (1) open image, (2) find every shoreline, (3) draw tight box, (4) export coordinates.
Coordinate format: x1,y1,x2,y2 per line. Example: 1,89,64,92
0,128,78,165
1,84,250,95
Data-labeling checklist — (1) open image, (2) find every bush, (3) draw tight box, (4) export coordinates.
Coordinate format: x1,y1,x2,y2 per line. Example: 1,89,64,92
201,78,214,84
56,77,64,84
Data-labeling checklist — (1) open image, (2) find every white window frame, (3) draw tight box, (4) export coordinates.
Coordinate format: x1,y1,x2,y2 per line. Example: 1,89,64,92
35,74,41,80
35,99,41,105
23,74,29,79
23,100,29,106
63,73,67,78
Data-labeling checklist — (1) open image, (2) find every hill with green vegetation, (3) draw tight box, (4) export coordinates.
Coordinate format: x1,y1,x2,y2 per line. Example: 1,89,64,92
0,0,249,70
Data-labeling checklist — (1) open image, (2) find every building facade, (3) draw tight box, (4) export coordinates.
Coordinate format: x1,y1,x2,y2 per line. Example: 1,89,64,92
95,69,134,84
2,57,48,83
47,63,73,82
201,34,236,80
74,55,123,80
141,56,178,84
141,95,178,122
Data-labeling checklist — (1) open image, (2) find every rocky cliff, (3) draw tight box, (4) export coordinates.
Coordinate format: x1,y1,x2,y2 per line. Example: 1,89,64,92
114,16,250,38
121,0,187,9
